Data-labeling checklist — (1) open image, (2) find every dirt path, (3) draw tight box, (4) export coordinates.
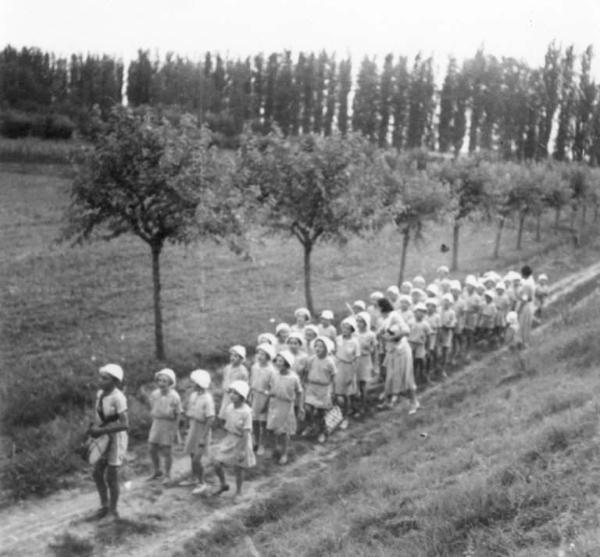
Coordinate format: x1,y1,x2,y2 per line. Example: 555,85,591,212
1,261,599,557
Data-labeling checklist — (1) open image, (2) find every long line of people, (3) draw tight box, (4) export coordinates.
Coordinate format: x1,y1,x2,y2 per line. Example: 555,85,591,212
88,264,549,516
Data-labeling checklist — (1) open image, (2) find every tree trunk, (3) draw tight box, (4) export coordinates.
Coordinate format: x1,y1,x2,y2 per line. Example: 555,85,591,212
493,217,504,259
151,242,166,361
397,228,410,286
451,221,460,272
535,213,541,242
554,207,560,230
516,211,526,250
570,205,576,228
303,241,314,316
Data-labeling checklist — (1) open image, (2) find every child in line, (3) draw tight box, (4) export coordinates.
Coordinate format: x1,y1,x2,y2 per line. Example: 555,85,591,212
275,323,291,353
409,303,432,386
318,310,337,343
180,369,215,495
505,311,520,350
291,307,311,338
355,311,377,415
494,282,510,344
425,298,440,378
90,364,129,520
463,276,481,355
210,380,255,497
535,273,550,319
334,317,360,429
304,324,319,357
479,290,498,346
303,336,337,443
267,351,304,465
147,368,182,485
438,293,456,377
249,343,276,456
450,280,465,363
287,332,309,382
218,346,249,422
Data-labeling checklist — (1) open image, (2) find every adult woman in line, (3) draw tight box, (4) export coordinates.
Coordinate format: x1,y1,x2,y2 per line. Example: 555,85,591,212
375,297,409,391
516,265,536,348
89,363,129,520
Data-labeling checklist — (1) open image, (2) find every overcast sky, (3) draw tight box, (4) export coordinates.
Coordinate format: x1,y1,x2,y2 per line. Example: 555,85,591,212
2,0,600,77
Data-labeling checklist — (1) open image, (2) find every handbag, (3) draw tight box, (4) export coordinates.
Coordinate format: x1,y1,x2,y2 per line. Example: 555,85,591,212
324,404,343,435
84,434,110,465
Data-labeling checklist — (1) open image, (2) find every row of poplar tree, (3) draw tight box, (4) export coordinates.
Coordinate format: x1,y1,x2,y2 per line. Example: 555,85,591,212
1,43,598,162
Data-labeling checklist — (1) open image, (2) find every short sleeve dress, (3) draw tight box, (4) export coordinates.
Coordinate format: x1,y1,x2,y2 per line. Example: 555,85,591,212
334,335,360,396
211,402,255,468
249,362,276,422
356,330,376,382
304,355,336,409
95,388,128,467
148,388,182,446
408,320,432,360
266,371,303,435
384,336,415,396
183,390,215,455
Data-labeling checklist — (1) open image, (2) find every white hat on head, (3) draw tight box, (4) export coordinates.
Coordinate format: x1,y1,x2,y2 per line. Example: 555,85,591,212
353,300,367,311
314,335,334,355
450,280,462,291
410,288,426,299
437,265,449,274
495,282,506,292
190,369,211,389
401,281,413,291
229,345,247,360
229,380,250,400
369,291,384,302
356,311,371,330
304,324,319,337
276,350,296,368
465,275,478,287
294,307,311,320
538,273,548,282
426,284,439,296
505,271,521,282
320,310,334,321
414,302,427,313
257,332,277,346
341,316,357,331
275,322,291,335
386,285,400,296
155,368,176,386
99,363,124,383
287,332,304,346
425,297,438,307
483,289,495,300
256,342,276,361
442,293,454,303
398,294,412,305
413,276,426,288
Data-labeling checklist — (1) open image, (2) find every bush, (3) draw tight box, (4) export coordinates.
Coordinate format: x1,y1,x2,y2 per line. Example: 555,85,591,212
0,109,36,138
0,110,75,140
43,114,75,140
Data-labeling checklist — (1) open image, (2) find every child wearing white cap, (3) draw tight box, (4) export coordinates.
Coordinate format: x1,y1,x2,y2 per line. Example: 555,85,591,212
275,323,291,353
303,336,337,443
334,317,360,429
408,304,433,386
534,273,549,319
147,368,182,485
90,364,129,520
291,307,311,339
494,282,510,344
180,369,215,494
318,310,337,343
267,351,304,465
450,280,465,363
210,380,255,496
463,276,481,356
218,346,249,421
249,343,277,456
479,290,498,347
439,294,456,377
424,299,440,378
355,311,377,415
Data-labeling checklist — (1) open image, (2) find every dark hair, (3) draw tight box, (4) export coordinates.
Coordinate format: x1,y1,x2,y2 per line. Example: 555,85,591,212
377,297,394,314
521,265,532,278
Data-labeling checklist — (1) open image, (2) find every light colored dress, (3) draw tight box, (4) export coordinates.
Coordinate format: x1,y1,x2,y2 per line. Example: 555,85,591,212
438,308,456,349
334,335,360,395
148,388,182,446
356,330,376,382
384,337,415,395
304,355,336,409
517,277,536,347
464,291,482,331
218,364,249,420
318,324,338,343
479,302,498,330
95,388,128,467
494,293,511,328
291,350,309,383
183,391,215,455
453,296,466,335
211,402,255,468
266,371,303,435
249,362,276,422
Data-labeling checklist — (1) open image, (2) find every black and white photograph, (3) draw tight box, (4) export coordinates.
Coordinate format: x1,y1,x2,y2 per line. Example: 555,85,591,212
1,0,600,555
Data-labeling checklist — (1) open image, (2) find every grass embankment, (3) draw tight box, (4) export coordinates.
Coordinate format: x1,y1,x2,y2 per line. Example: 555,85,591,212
179,293,600,557
0,137,79,165
1,163,599,500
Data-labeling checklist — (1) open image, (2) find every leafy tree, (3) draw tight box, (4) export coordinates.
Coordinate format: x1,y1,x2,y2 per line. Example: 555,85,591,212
323,56,337,136
436,157,491,270
406,55,435,149
536,42,562,158
126,50,155,106
352,56,379,140
438,57,459,153
391,56,410,150
63,107,243,360
573,45,596,162
337,57,352,135
273,50,295,135
239,130,379,314
378,54,394,147
380,152,449,283
465,49,487,153
554,46,576,161
313,51,328,133
263,53,278,130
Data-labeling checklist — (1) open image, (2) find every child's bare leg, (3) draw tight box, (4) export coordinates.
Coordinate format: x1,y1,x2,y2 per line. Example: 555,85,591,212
192,453,204,483
149,443,160,475
106,465,120,514
214,462,227,487
93,459,109,509
234,466,244,495
162,446,172,478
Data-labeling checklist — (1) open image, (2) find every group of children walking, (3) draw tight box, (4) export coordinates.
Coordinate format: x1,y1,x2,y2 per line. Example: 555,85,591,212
90,264,548,515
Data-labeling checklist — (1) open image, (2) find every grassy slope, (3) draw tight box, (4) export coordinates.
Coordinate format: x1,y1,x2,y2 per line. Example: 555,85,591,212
180,292,600,557
2,164,600,498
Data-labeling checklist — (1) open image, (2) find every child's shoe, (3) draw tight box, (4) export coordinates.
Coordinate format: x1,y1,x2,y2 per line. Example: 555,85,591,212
256,445,265,456
192,483,208,495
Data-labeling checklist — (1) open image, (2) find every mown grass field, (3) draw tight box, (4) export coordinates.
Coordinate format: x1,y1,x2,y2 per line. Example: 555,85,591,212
2,162,600,499
178,287,600,557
